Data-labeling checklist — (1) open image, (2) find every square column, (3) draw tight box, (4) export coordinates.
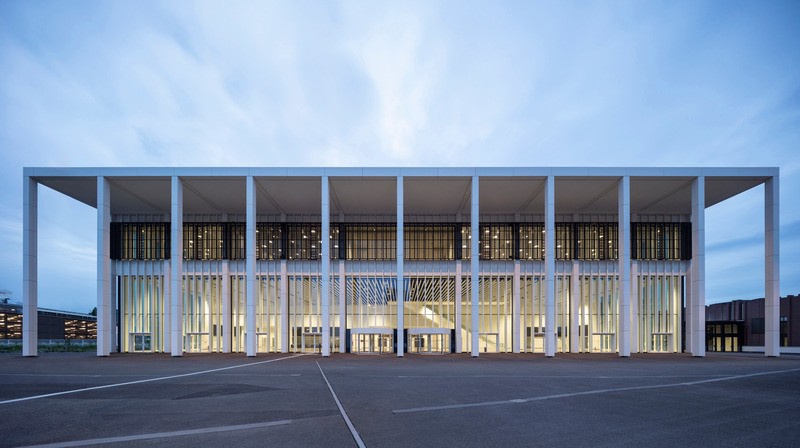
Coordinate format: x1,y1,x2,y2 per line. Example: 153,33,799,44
170,176,184,356
544,176,556,357
630,262,639,353
246,176,257,356
321,176,331,357
570,261,580,353
339,260,346,354
455,261,462,353
512,260,521,353
281,260,288,353
96,176,112,356
22,174,38,357
618,176,631,357
396,176,405,357
690,176,706,357
470,176,480,357
163,260,171,353
765,175,780,357
222,260,231,353
684,268,692,353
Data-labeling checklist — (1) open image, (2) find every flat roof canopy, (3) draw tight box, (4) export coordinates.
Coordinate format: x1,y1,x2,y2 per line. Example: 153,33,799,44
30,167,775,217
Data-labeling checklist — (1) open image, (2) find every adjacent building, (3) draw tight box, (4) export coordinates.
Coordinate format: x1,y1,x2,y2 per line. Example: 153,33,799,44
0,302,96,342
21,167,782,358
706,294,799,352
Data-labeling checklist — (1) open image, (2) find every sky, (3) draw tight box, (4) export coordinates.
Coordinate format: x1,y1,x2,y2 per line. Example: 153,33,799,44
0,0,799,313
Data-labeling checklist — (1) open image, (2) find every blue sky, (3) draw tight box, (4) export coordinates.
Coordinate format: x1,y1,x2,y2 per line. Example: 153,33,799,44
1,0,798,313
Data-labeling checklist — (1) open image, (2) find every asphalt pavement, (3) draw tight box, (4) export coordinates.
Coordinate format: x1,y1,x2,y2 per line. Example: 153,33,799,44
1,351,799,447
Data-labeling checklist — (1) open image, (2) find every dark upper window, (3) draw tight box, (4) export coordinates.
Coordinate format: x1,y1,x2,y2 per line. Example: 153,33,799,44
111,223,170,260
632,223,690,260
576,223,618,260
405,224,457,260
109,220,690,262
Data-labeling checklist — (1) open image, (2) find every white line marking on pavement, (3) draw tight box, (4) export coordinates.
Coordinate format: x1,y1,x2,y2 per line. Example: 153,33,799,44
392,367,800,414
317,361,366,448
14,419,293,448
0,354,308,405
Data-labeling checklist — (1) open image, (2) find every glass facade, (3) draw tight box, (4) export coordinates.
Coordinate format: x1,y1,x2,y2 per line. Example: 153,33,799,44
287,270,339,353
519,224,544,260
345,225,396,260
520,275,570,353
632,223,690,260
405,225,457,260
576,223,618,260
111,223,169,260
461,274,513,353
182,275,224,352
256,224,283,260
346,276,399,329
110,220,688,355
119,275,165,352
637,275,681,352
111,221,690,261
577,275,618,353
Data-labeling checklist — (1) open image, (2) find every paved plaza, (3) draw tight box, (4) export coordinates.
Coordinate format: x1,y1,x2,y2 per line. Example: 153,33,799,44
1,352,799,447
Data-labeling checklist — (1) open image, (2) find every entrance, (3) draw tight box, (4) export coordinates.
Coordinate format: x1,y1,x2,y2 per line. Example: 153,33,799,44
351,328,393,354
408,328,451,354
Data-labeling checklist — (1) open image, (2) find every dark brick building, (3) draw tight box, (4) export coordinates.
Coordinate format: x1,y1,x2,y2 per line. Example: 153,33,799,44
706,294,799,352
0,303,97,341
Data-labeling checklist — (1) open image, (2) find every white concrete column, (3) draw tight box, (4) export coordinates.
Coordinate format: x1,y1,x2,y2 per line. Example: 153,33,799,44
470,176,480,357
512,260,521,353
618,176,631,357
170,176,184,357
544,176,556,357
280,259,288,353
339,260,346,354
22,174,38,357
396,175,405,357
222,260,231,353
321,176,331,357
630,262,639,353
96,177,112,356
765,175,780,357
684,268,692,353
455,261,462,353
690,176,706,357
570,261,580,353
246,176,257,356
163,260,171,353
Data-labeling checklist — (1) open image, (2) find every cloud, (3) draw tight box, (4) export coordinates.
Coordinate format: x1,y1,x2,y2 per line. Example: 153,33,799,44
1,1,799,310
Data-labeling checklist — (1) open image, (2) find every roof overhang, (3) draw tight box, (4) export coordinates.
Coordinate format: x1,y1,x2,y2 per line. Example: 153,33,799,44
28,167,777,217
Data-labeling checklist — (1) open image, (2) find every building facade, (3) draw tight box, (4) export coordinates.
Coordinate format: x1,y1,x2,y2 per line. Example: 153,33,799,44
22,167,782,358
0,302,96,341
706,294,799,352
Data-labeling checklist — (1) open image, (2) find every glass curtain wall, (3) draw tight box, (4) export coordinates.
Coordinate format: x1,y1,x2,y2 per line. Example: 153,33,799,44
577,275,619,353
287,264,338,353
183,275,224,352
119,275,165,352
256,268,281,353
231,275,246,352
404,276,456,329
520,275,570,353
288,272,321,353
405,225,456,260
346,276,398,329
462,270,513,353
637,275,682,353
519,224,544,260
